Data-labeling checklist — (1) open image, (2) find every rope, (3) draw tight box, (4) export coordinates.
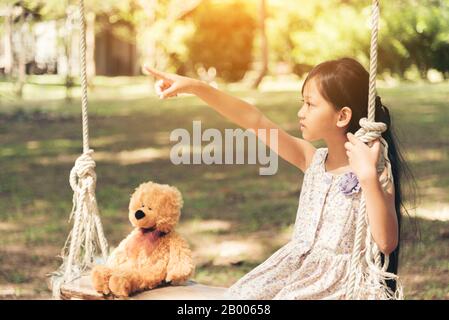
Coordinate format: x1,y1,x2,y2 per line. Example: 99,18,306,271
50,0,109,299
344,0,403,300
79,0,90,154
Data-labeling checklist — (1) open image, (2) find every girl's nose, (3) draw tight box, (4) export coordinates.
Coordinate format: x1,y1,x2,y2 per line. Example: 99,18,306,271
297,105,305,118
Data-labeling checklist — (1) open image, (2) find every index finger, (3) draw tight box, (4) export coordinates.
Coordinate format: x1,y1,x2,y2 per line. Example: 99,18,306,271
143,65,171,81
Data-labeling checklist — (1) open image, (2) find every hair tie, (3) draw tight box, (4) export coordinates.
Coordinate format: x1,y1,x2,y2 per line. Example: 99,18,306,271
375,95,382,107
375,95,386,112
375,95,390,127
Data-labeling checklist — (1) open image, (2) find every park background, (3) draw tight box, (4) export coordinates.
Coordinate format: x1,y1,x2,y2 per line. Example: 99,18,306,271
0,0,448,299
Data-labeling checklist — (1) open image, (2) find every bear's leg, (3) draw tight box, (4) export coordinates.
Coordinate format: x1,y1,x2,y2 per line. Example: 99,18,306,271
92,265,113,295
109,261,167,297
108,269,137,297
139,260,168,290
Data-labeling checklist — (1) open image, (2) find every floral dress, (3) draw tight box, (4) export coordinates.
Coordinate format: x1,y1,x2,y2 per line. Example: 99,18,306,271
223,147,364,300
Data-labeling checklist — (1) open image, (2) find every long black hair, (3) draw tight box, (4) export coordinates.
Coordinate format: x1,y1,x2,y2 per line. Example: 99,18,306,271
301,57,418,292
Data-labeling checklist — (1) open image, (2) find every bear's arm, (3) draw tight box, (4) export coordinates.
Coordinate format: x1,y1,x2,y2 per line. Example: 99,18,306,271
165,233,195,285
106,230,138,267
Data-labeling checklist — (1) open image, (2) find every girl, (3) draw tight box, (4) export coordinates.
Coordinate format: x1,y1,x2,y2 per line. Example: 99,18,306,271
144,57,414,299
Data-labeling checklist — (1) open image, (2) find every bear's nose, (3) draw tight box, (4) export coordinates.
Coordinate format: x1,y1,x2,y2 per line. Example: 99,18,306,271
135,210,145,220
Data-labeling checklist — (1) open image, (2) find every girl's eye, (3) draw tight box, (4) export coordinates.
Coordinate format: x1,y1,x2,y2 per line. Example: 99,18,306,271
301,99,312,107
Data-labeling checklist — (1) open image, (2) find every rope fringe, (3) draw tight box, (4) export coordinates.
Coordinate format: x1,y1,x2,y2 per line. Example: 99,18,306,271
50,151,109,299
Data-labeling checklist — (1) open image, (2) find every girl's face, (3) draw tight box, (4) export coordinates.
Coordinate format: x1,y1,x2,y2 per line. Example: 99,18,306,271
298,77,342,142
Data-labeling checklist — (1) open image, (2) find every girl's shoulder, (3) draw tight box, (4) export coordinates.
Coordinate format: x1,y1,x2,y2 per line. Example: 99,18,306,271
304,147,327,173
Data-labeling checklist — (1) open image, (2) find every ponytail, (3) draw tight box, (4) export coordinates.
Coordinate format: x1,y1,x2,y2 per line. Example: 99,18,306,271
375,95,417,292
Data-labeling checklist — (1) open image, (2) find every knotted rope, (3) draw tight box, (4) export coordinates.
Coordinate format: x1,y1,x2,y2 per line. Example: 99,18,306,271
344,0,403,300
50,0,109,299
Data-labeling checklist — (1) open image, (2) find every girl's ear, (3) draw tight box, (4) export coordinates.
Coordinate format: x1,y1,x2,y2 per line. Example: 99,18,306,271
336,106,352,128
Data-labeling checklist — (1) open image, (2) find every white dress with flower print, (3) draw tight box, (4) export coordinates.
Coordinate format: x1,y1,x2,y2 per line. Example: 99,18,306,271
224,147,364,300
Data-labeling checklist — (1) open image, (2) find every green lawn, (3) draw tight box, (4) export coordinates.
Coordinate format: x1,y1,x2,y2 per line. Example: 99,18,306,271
0,76,448,299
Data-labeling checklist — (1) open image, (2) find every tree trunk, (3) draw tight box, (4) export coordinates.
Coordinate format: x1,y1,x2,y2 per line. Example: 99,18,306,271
65,37,73,102
86,12,96,85
252,0,268,89
137,1,157,84
3,6,13,76
63,18,73,102
15,15,27,98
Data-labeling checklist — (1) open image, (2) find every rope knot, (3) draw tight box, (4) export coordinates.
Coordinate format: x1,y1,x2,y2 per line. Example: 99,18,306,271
69,149,97,193
354,117,387,144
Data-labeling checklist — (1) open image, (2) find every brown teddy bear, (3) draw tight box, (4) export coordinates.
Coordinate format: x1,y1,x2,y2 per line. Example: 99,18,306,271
91,181,195,297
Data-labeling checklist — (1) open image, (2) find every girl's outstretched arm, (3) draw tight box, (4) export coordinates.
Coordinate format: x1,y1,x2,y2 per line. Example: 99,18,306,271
144,66,316,173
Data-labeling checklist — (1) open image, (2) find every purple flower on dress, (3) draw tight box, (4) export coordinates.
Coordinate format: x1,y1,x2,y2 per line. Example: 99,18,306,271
338,172,361,196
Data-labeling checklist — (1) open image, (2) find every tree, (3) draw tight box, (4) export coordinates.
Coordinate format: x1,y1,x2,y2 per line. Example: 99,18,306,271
5,2,37,97
432,42,449,79
381,0,449,78
252,0,268,89
185,0,257,82
1,3,14,76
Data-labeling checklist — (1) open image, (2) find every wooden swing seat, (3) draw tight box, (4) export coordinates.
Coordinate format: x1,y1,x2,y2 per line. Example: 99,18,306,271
53,275,228,300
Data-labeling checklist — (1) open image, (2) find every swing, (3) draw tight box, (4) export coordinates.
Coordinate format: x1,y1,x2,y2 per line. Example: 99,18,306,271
49,0,403,300
48,0,226,300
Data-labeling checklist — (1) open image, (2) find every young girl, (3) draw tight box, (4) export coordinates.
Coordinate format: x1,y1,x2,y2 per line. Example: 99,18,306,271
144,57,413,299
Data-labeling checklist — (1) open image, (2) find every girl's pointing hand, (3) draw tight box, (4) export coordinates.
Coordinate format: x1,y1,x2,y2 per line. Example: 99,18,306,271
143,64,201,99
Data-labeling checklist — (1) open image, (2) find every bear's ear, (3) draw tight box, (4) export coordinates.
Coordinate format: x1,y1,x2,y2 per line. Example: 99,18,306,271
155,187,183,233
168,186,183,210
160,187,182,216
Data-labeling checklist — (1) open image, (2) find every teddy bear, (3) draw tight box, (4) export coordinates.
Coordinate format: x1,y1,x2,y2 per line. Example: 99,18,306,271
91,181,195,297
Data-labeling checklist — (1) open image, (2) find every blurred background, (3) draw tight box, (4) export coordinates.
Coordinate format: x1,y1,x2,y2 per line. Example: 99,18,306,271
0,0,448,299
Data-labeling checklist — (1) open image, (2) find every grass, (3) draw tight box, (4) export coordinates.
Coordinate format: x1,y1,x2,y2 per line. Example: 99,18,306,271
0,76,448,299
